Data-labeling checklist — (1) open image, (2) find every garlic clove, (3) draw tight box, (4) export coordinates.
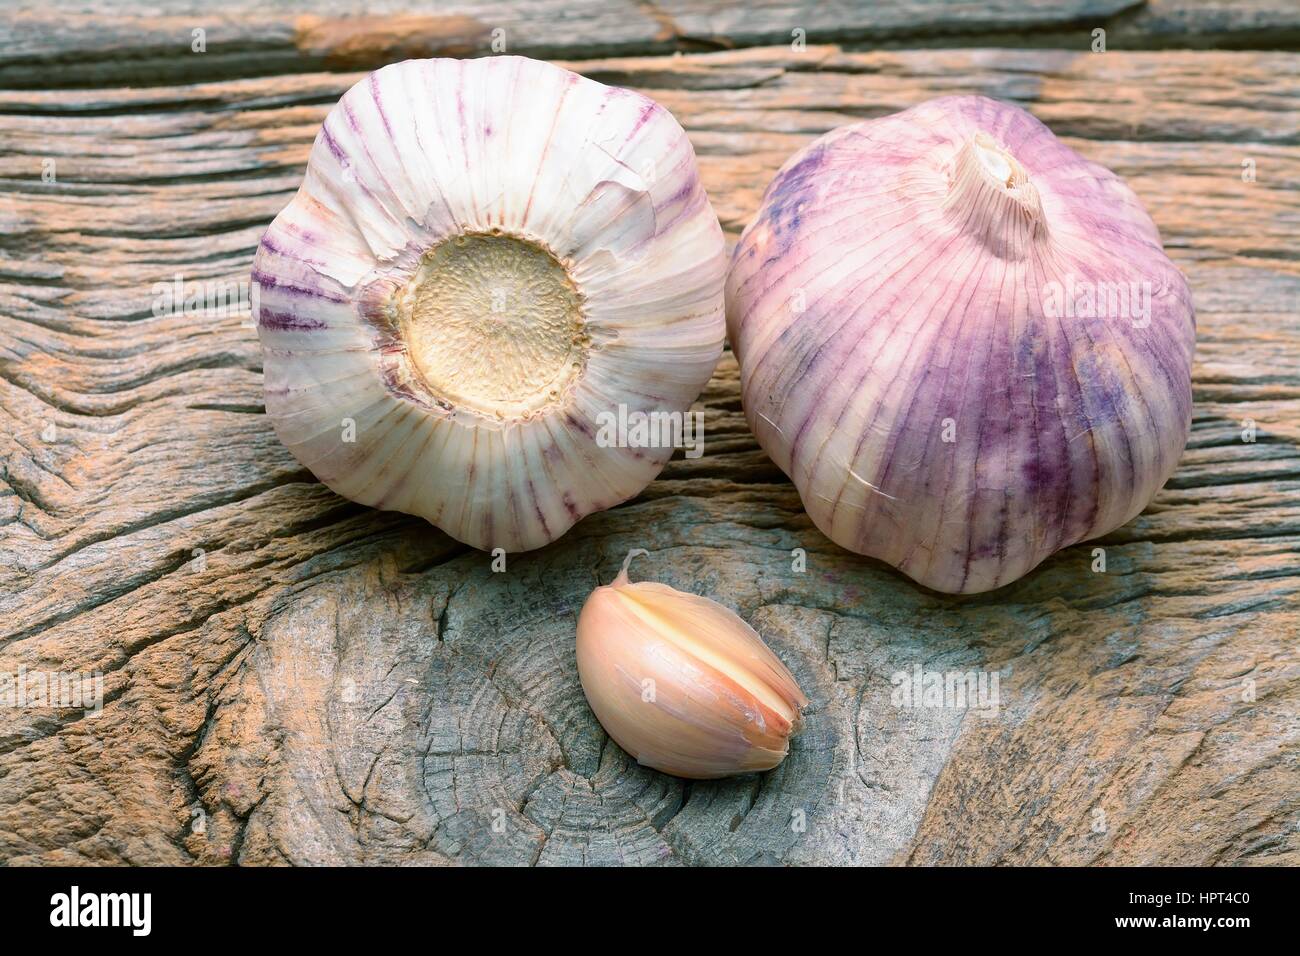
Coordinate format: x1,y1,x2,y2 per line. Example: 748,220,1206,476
726,95,1195,594
576,550,807,779
253,57,726,552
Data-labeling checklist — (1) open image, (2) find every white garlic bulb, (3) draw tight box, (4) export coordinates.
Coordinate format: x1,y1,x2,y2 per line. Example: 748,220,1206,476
576,550,807,779
727,96,1196,594
253,57,726,551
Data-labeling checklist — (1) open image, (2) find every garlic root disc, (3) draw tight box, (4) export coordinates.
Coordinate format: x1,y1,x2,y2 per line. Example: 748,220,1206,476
253,57,727,551
726,96,1196,594
576,550,808,779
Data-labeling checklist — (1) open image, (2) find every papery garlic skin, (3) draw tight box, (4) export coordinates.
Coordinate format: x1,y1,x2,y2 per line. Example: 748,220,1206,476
253,57,726,552
727,96,1195,594
576,550,807,779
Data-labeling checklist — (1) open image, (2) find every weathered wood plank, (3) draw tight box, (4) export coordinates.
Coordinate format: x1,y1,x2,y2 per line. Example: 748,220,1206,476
4,1,1300,88
0,42,1296,865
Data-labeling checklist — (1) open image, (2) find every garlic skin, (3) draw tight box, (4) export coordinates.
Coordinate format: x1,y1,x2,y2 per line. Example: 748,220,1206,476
253,57,726,552
727,96,1195,594
576,550,807,779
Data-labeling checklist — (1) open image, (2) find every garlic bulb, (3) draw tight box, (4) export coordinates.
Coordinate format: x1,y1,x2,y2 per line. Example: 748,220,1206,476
726,96,1196,594
253,57,726,552
576,550,807,779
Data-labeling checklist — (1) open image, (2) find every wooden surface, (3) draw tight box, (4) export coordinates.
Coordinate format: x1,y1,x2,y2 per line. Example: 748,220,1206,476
1,2,1297,865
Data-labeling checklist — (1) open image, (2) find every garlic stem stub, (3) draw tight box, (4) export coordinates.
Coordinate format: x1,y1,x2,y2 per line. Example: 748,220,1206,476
253,57,727,552
726,96,1196,594
576,550,808,779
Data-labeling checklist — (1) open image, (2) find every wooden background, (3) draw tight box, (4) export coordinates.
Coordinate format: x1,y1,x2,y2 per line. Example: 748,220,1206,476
1,1,1296,865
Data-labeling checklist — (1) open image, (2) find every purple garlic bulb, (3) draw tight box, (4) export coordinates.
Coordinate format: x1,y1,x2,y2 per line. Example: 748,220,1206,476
726,96,1195,593
253,57,726,553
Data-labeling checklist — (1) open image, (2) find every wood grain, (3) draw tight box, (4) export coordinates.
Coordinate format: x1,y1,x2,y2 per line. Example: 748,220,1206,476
0,16,1296,864
5,0,1300,88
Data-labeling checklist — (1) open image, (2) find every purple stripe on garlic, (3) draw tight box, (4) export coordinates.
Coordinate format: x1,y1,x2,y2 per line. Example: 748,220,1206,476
253,56,727,552
726,96,1195,594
